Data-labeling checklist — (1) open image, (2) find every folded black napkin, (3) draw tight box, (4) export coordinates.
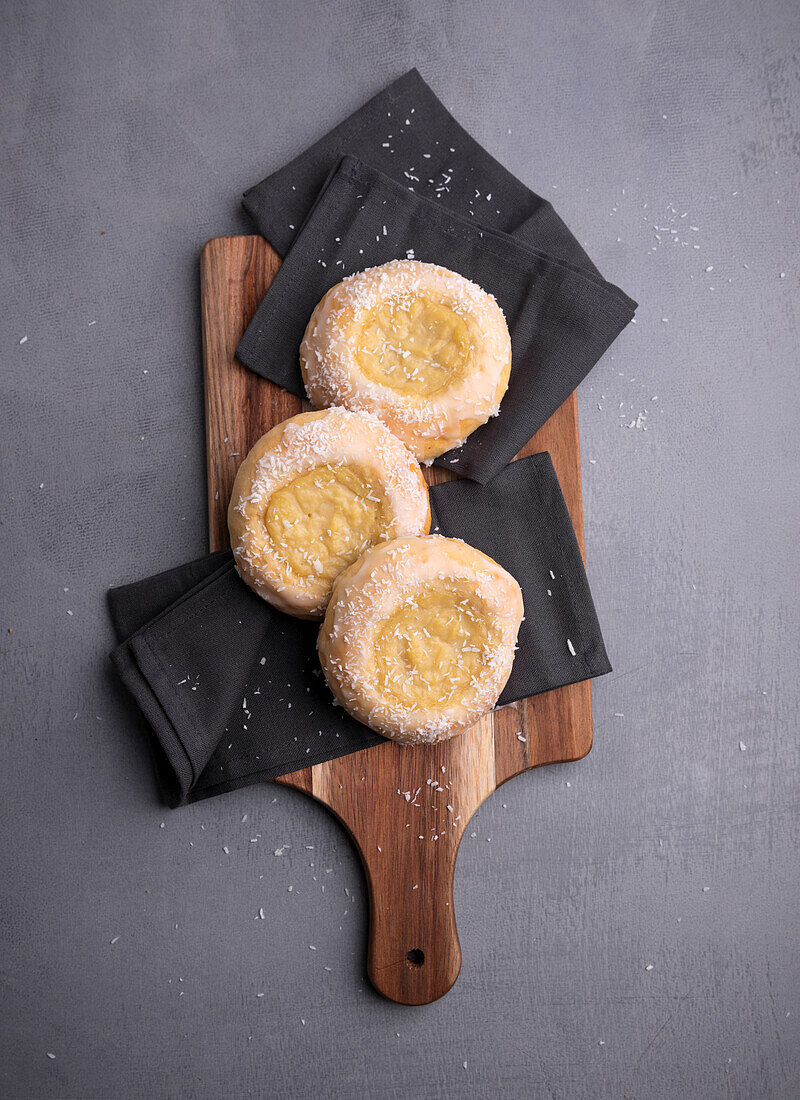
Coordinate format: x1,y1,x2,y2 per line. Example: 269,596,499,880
109,454,610,806
237,154,635,484
238,69,636,483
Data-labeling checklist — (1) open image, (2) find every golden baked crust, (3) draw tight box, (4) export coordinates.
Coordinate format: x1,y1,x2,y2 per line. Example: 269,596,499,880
228,409,430,619
300,260,511,461
318,536,524,743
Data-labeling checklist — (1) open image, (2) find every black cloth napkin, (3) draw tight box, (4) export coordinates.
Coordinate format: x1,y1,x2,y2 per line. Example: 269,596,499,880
238,69,636,483
109,454,611,806
236,154,635,484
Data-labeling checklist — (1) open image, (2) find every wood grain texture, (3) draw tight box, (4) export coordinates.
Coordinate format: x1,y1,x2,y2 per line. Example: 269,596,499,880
201,235,593,1004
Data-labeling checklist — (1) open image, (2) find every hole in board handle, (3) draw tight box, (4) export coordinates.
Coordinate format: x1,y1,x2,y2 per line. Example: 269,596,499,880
406,948,425,967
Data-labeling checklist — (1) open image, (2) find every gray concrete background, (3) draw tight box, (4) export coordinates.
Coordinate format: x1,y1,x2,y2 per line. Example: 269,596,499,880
2,1,798,1097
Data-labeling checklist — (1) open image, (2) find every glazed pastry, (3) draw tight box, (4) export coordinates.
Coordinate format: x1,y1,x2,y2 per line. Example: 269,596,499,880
300,260,511,461
318,536,524,744
228,408,430,619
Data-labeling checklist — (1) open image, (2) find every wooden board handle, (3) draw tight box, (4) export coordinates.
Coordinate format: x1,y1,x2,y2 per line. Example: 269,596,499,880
365,838,462,1005
313,723,498,1004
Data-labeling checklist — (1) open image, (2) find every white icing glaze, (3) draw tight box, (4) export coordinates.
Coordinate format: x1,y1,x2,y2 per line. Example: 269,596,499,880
228,408,430,618
318,535,524,744
300,260,512,460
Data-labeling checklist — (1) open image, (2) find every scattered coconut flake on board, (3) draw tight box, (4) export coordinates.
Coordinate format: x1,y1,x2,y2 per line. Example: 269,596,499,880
567,638,576,656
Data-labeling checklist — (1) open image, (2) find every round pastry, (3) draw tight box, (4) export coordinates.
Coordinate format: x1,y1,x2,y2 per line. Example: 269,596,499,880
300,260,511,461
318,536,524,744
228,408,430,619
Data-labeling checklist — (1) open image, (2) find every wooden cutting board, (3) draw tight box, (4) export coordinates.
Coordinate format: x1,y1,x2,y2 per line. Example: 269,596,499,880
201,235,593,1005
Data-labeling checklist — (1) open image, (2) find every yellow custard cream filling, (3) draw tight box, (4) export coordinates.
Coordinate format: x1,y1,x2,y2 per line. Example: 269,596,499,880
372,585,494,708
354,296,472,396
265,464,390,585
